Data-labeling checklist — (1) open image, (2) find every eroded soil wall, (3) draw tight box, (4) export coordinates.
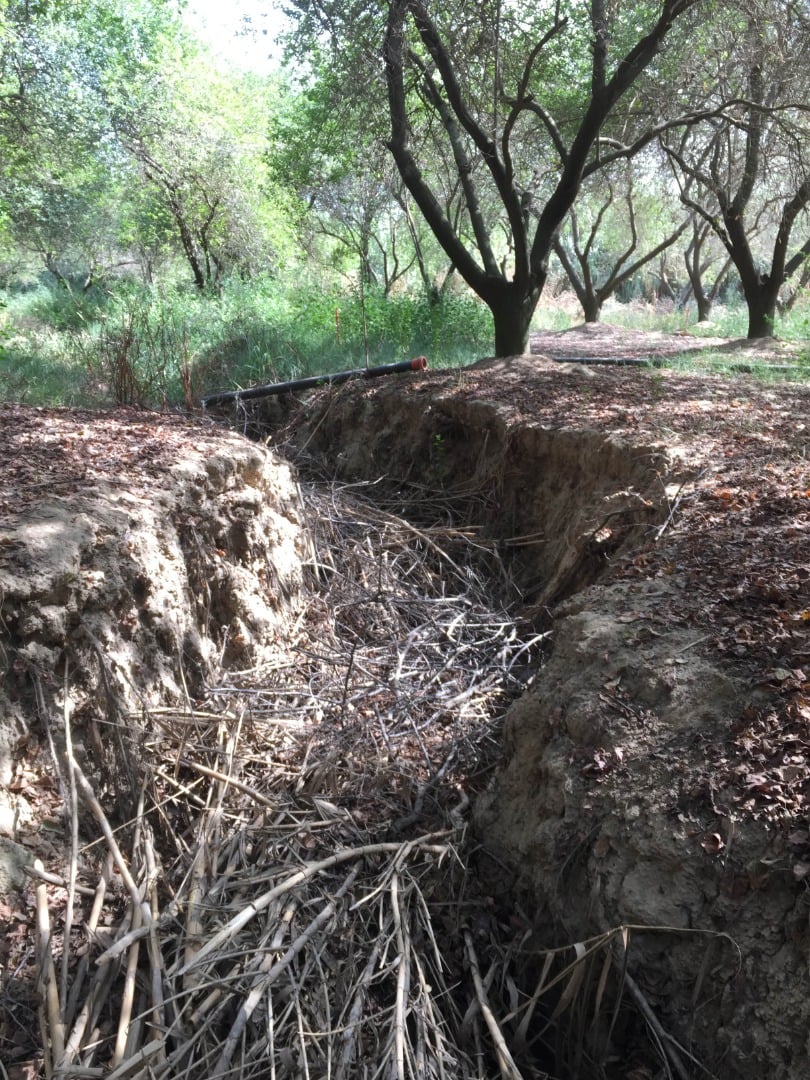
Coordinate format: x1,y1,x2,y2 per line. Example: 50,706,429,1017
0,410,305,832
274,367,810,1080
281,370,674,607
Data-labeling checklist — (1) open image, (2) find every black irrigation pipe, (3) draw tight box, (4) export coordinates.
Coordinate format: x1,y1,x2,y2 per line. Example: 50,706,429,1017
202,356,428,408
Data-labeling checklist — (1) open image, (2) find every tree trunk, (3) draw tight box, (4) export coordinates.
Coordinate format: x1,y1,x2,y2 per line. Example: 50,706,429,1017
745,279,779,338
695,293,712,322
44,254,74,294
685,257,711,320
489,286,539,356
778,259,810,315
173,204,205,289
581,293,602,323
553,237,601,322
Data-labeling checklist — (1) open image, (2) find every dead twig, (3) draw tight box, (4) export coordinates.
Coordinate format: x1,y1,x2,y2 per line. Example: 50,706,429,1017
35,859,66,1073
464,930,524,1080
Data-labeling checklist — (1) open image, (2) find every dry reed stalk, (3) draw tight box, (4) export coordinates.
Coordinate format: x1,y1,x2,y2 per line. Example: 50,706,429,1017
213,868,358,1077
177,834,449,977
40,475,663,1080
62,853,114,1059
35,859,65,1072
143,830,167,1066
72,762,149,921
391,872,410,1080
183,823,213,988
177,758,276,807
112,900,142,1067
105,1038,165,1080
24,864,95,898
335,937,383,1080
61,659,80,1015
464,930,524,1080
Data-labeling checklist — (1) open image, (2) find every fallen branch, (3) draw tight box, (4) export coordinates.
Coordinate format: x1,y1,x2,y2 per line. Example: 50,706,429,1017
177,833,449,976
212,868,359,1076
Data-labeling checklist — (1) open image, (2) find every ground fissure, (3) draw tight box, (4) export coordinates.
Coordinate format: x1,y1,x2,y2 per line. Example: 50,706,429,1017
1,326,809,1079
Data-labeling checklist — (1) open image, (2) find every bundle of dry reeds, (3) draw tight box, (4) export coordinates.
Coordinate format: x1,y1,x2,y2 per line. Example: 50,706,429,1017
31,477,717,1079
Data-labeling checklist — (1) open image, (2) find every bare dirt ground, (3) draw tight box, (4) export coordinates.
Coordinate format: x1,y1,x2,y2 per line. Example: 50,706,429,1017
1,324,809,1079
529,319,809,363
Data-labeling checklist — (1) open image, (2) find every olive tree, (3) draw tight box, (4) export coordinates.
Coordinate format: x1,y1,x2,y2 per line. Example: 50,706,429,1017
287,0,706,355
662,0,810,337
552,161,690,322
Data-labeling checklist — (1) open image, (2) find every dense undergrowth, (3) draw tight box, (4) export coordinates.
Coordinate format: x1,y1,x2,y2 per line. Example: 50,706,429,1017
0,274,493,408
1,271,809,409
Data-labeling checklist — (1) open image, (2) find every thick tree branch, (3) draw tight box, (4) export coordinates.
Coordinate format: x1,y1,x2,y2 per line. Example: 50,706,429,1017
406,0,533,284
531,0,700,275
501,19,569,173
411,53,500,276
773,177,810,284
384,0,489,295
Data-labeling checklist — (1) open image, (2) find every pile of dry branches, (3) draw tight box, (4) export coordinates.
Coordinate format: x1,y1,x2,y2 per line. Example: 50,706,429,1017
26,468,729,1080
30,477,560,1079
26,473,726,1080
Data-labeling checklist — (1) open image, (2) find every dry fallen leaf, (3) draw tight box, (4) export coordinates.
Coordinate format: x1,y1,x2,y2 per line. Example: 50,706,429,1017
700,832,725,855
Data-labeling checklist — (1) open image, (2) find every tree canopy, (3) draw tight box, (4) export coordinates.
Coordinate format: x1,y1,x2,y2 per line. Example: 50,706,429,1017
283,0,722,352
0,0,293,289
2,0,810,356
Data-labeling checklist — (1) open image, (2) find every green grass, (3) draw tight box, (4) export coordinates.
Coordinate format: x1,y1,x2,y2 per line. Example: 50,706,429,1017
593,295,810,343
0,296,90,405
0,276,494,408
3,276,810,408
0,344,89,405
661,348,810,382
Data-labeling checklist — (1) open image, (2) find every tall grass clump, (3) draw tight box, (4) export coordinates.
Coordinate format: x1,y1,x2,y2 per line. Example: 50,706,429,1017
778,296,810,345
0,280,104,405
321,287,493,371
194,277,494,391
0,273,495,408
